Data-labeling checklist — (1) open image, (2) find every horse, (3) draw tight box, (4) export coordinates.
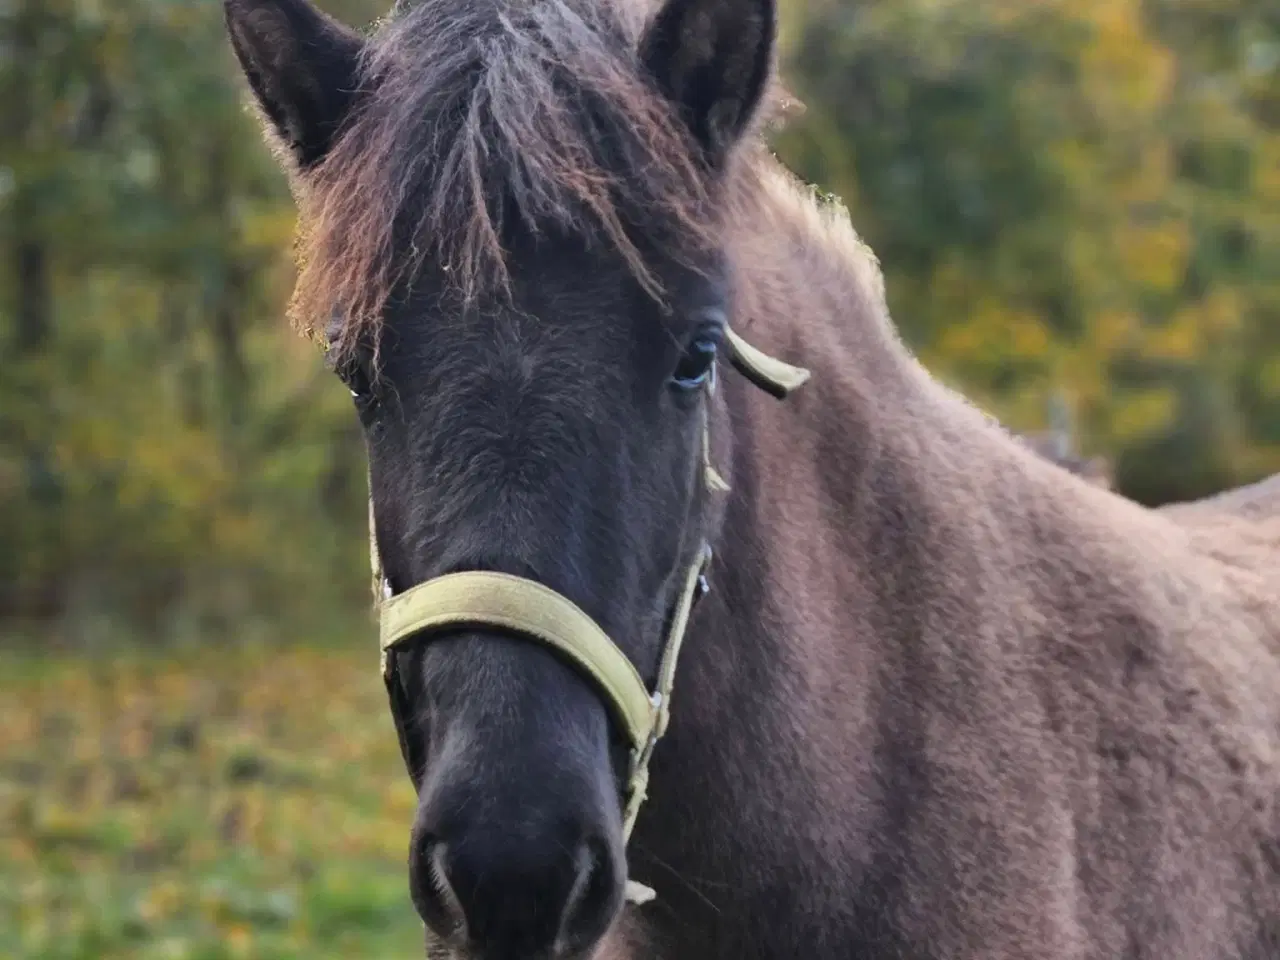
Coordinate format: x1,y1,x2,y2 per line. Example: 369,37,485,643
1013,432,1112,489
223,0,1280,957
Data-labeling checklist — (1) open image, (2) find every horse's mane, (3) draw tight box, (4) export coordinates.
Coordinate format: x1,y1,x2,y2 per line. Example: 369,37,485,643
294,0,729,357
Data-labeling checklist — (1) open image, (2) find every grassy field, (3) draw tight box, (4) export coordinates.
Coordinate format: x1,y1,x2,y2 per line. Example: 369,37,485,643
0,641,424,959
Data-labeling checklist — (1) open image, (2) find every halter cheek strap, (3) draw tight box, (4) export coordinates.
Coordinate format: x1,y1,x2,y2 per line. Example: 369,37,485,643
371,327,808,907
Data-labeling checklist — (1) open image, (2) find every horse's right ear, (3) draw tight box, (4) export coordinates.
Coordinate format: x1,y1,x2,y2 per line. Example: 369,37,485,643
223,0,365,170
639,0,776,165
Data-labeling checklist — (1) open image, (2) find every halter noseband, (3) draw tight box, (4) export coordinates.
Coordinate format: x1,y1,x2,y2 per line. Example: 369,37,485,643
370,328,809,905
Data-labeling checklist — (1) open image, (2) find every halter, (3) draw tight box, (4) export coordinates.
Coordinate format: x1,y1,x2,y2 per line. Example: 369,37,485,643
370,328,809,905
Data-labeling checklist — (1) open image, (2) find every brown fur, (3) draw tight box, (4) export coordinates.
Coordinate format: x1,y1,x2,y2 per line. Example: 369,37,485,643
225,0,1280,956
1015,431,1113,489
1164,473,1280,522
618,154,1280,959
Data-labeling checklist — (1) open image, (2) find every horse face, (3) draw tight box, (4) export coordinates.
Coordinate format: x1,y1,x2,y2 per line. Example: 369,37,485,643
369,242,725,957
224,0,776,954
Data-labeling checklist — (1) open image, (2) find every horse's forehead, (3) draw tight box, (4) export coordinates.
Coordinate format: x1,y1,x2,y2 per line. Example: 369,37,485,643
385,274,649,371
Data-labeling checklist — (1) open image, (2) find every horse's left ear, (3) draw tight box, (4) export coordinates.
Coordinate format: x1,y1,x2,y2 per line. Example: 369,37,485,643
639,0,776,164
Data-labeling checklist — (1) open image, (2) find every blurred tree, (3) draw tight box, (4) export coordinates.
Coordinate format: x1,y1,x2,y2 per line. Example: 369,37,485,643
0,0,388,635
777,0,1280,504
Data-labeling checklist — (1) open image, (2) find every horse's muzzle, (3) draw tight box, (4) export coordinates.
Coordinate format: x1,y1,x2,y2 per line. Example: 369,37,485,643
410,810,624,958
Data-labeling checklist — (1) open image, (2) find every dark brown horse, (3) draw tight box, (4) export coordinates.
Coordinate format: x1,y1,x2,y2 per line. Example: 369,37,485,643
224,0,1280,957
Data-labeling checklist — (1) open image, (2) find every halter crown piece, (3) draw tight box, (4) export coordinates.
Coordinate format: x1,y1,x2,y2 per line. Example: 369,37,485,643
369,328,810,909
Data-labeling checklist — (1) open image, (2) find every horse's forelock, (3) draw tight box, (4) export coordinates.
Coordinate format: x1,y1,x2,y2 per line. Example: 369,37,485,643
292,0,724,359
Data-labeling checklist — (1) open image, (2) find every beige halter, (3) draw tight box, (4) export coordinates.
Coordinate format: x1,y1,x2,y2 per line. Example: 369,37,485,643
371,328,809,905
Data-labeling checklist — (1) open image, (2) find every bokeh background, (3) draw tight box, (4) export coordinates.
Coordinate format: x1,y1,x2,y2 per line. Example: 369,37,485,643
2,0,1277,957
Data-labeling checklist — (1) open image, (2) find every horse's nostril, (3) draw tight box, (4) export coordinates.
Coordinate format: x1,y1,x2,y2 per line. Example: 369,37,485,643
408,834,466,940
556,835,621,954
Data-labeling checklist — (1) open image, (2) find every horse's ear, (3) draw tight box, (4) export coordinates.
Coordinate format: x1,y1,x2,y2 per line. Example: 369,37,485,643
223,0,365,170
639,0,776,164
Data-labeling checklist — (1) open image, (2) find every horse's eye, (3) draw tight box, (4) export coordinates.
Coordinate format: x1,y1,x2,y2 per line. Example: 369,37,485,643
671,337,718,391
333,356,378,415
350,374,377,410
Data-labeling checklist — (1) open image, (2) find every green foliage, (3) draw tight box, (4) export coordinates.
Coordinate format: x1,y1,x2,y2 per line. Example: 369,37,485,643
0,641,422,958
777,0,1280,504
1,0,388,629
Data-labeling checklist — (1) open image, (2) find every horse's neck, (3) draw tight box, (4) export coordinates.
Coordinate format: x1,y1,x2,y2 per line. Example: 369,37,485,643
633,167,1280,959
716,176,1183,702
725,169,986,546
634,213,1059,951
635,341,960,953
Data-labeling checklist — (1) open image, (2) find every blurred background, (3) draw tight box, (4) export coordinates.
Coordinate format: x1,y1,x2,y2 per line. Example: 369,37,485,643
1,0,1277,956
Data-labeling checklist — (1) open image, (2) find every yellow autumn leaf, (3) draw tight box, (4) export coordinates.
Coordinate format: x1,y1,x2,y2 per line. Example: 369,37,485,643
1109,387,1178,442
1117,221,1190,293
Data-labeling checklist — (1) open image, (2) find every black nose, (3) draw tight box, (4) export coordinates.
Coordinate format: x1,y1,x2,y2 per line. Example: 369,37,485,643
410,822,622,958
